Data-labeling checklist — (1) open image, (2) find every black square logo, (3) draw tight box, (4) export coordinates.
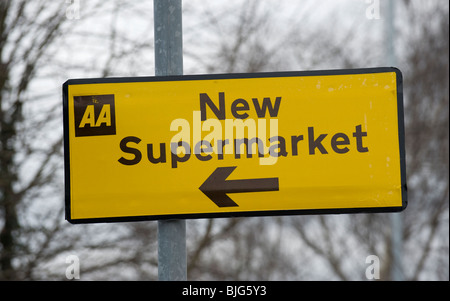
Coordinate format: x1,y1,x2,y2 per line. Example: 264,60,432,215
74,94,116,137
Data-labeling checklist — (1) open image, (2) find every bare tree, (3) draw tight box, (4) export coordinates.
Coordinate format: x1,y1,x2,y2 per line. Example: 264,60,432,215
0,0,156,280
401,1,449,280
0,0,69,279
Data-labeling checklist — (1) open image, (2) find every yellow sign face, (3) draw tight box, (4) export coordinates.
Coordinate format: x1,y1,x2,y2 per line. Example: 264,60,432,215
63,68,406,223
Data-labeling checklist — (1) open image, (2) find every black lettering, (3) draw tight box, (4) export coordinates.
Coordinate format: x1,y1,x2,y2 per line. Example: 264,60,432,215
249,137,265,158
268,136,288,157
252,97,281,118
147,143,167,163
234,138,250,159
231,98,249,119
234,138,264,159
353,125,369,153
118,136,142,165
331,133,350,154
217,139,229,160
170,141,191,168
308,127,328,155
194,140,213,161
291,135,304,156
200,92,225,121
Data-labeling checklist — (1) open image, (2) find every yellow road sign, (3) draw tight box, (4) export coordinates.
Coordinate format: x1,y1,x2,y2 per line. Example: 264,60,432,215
63,68,407,223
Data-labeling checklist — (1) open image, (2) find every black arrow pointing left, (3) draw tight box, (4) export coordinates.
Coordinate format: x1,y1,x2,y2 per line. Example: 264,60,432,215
199,166,279,208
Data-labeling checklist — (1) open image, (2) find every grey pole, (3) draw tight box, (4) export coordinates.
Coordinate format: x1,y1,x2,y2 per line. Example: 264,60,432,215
385,0,404,281
154,0,187,281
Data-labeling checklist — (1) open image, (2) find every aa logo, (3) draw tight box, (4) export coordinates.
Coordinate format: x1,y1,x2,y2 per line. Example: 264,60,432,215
74,94,116,137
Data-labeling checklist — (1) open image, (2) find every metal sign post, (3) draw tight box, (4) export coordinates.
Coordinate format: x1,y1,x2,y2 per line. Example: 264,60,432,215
153,0,186,281
385,0,404,281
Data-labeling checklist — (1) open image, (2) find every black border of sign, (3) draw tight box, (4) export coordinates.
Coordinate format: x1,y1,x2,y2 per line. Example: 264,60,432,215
62,67,407,224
